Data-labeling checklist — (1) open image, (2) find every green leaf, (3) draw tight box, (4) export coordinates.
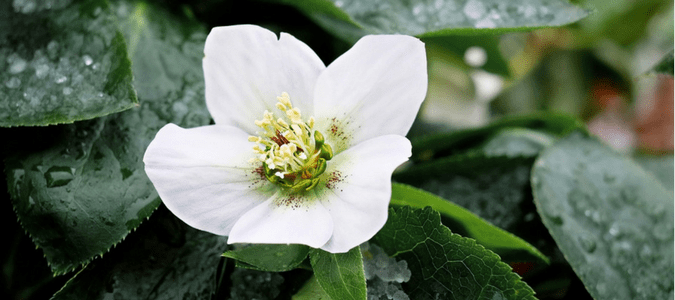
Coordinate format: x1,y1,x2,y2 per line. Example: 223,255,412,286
293,276,332,300
0,0,137,127
531,132,674,299
223,244,310,272
647,49,673,76
4,0,210,275
275,0,588,42
411,113,584,162
374,206,536,299
51,209,228,299
390,183,549,264
309,247,367,300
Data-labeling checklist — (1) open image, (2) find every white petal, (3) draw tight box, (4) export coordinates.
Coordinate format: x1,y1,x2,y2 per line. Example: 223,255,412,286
318,135,412,253
228,195,334,248
143,123,274,236
203,25,325,134
313,35,427,152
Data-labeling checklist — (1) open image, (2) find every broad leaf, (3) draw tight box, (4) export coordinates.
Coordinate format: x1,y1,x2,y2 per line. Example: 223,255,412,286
309,247,367,300
0,0,136,127
634,155,674,191
374,206,536,299
51,208,228,300
293,276,331,300
531,132,674,299
276,0,588,42
223,244,310,272
390,183,549,264
4,0,210,275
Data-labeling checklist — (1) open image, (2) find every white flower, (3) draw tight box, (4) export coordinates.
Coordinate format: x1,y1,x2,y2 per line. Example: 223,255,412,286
143,25,427,253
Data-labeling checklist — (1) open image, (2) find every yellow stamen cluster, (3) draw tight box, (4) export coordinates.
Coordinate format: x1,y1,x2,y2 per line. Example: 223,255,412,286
249,93,333,192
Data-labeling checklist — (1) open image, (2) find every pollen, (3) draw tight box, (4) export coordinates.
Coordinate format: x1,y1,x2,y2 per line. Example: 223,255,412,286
249,92,333,192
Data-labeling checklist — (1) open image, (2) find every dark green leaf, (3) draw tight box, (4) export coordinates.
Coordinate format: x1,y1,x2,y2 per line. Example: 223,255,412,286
275,0,588,42
390,183,549,264
309,247,367,300
410,113,584,162
531,132,674,299
293,276,331,300
374,206,536,299
51,208,228,300
647,49,673,76
4,0,210,275
223,244,310,272
0,0,136,127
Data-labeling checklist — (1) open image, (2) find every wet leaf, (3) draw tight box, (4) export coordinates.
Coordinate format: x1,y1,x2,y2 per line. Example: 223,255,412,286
0,0,136,127
531,132,674,299
4,0,210,275
223,244,310,272
275,0,588,42
51,209,228,300
373,206,536,299
309,247,367,300
390,183,549,264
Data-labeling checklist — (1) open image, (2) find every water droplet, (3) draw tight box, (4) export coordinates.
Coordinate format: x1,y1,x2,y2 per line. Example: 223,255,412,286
44,166,75,188
8,56,27,74
34,64,49,78
55,75,68,84
412,4,423,16
578,235,596,253
5,77,21,88
62,87,73,95
608,223,621,237
83,55,93,66
46,40,59,59
596,282,607,296
13,0,37,13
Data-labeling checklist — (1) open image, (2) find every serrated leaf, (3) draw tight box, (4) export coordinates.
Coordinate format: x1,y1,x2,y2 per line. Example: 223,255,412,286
390,183,549,264
374,206,536,299
309,247,367,300
275,0,588,42
531,132,674,299
0,0,137,127
223,244,310,272
411,113,584,162
51,208,228,300
4,0,210,275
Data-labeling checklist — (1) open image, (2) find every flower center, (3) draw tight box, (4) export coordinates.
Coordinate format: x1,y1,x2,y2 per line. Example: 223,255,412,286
249,92,333,192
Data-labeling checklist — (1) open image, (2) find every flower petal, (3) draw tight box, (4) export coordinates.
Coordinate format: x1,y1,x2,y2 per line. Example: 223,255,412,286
318,135,412,253
203,25,325,134
228,195,334,248
143,123,274,236
313,35,427,152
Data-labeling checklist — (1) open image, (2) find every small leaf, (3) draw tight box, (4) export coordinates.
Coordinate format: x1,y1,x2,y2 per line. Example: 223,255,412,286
374,206,536,299
309,247,367,300
51,209,228,300
411,113,584,162
532,132,674,299
275,0,588,42
390,183,549,264
0,0,137,127
4,0,210,275
223,244,310,272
